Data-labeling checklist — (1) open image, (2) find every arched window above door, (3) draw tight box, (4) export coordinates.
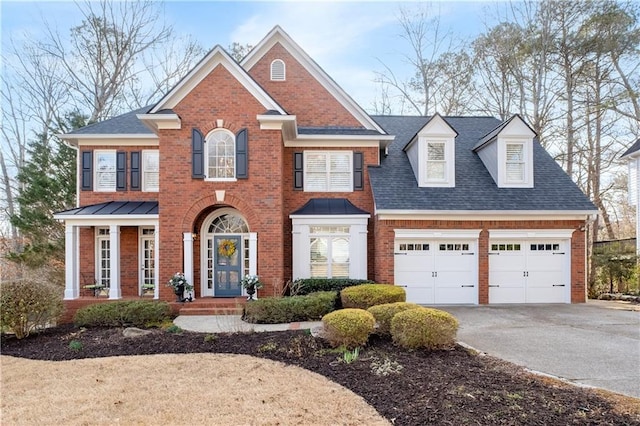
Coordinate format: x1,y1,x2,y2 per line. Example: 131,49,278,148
207,212,249,234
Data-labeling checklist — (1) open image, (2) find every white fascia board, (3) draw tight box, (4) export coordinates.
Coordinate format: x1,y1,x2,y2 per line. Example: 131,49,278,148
394,229,482,239
242,26,385,134
376,209,599,221
622,150,640,160
289,214,370,221
489,229,575,239
151,47,284,114
60,134,159,147
136,114,181,132
53,215,159,226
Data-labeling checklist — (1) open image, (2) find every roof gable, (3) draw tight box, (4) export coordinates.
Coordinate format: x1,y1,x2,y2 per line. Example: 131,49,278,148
241,26,385,134
474,114,536,151
404,113,458,151
149,46,285,114
621,138,640,159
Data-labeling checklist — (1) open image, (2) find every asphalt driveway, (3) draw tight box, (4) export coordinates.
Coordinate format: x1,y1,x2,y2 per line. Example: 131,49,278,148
440,301,640,398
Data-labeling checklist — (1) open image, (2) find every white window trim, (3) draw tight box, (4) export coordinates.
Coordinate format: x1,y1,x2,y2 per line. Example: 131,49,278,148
95,227,111,287
204,129,237,182
94,150,117,192
270,59,286,81
303,151,353,192
291,215,369,280
142,150,159,192
419,137,455,187
497,137,534,188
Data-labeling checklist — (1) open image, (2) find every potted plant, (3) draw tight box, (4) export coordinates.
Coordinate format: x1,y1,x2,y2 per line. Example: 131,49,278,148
241,274,263,300
167,272,193,302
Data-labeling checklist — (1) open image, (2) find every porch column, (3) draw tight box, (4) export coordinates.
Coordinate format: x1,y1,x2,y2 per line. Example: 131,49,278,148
109,224,121,299
154,225,160,299
249,232,258,276
183,232,195,300
64,224,79,300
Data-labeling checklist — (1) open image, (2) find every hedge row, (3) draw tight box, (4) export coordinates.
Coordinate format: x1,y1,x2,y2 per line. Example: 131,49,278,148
289,278,374,296
243,291,338,324
73,300,172,327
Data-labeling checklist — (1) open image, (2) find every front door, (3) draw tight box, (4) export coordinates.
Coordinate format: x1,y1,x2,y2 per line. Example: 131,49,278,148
214,236,242,297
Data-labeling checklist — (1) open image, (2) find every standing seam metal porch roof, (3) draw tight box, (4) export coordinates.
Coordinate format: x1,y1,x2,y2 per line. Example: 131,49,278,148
55,201,158,217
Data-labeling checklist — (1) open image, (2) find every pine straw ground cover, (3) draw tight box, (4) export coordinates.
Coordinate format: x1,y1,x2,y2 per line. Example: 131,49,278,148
2,325,639,426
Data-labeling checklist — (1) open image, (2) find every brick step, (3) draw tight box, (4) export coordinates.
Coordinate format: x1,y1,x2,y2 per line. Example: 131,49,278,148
178,307,244,316
178,299,247,309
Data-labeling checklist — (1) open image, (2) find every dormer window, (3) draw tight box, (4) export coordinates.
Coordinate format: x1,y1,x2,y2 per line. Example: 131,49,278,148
270,59,285,81
474,115,535,188
505,143,525,183
403,114,457,188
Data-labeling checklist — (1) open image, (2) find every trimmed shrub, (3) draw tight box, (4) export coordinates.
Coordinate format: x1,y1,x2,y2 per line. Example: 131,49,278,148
243,291,337,324
367,302,421,336
289,278,374,296
321,308,375,348
0,280,64,339
390,307,458,350
73,300,172,327
340,284,405,309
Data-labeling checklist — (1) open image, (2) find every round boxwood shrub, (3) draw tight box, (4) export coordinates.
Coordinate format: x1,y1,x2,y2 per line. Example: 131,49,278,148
390,307,459,350
0,280,63,339
321,308,375,349
340,284,405,310
367,302,421,337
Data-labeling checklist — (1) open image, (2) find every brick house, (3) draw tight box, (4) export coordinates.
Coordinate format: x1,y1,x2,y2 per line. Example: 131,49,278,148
55,26,597,309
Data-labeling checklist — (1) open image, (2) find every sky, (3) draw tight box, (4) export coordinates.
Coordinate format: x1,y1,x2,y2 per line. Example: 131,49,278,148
0,0,497,111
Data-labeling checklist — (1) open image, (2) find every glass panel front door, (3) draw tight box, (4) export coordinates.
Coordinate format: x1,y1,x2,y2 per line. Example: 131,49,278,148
214,236,242,297
140,235,155,296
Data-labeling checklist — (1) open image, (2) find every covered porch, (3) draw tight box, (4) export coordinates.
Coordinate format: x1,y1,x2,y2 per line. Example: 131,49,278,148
54,201,160,301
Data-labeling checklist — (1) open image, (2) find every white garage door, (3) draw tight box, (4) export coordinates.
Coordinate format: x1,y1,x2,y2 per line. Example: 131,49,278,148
394,240,477,304
489,240,569,303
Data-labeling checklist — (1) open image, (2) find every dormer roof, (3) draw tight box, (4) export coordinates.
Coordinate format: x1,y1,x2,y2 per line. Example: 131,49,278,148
473,114,536,152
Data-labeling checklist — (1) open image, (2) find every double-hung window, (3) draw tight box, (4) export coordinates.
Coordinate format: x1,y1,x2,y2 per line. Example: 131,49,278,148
505,143,525,183
206,130,235,180
304,151,352,192
425,141,446,181
142,151,159,192
95,150,116,191
309,226,350,278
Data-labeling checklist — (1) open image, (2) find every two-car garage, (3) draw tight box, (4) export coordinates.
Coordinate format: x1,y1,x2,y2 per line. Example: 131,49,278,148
394,229,573,305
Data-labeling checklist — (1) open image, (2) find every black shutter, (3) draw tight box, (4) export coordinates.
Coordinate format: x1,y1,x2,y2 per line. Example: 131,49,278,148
116,151,127,191
81,151,92,191
130,151,141,191
353,152,364,191
192,128,205,179
293,152,304,190
236,128,248,179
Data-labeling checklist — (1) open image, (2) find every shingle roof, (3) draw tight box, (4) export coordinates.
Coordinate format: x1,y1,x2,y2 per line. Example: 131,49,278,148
68,106,155,135
298,127,383,136
55,201,158,216
621,139,640,158
369,115,596,212
291,198,369,215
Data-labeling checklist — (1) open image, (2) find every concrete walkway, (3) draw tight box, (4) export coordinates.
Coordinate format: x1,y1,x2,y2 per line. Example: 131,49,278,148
175,300,640,399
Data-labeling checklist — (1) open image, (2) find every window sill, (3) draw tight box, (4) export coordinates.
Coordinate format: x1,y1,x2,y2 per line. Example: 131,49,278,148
205,178,238,182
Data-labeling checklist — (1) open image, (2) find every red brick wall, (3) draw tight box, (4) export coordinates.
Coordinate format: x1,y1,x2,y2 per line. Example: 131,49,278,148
157,65,285,300
248,42,363,128
373,219,587,304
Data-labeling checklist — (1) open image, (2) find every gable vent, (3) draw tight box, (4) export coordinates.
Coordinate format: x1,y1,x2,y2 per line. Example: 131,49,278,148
270,59,285,81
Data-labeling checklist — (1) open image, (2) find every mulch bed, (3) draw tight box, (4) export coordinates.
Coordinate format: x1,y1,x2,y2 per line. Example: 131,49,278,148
2,325,638,425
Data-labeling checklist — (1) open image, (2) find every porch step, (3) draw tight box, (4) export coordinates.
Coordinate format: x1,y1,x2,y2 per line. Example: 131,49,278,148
176,297,247,316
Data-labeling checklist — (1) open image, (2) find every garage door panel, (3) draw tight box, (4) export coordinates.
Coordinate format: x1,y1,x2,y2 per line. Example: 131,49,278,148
395,239,477,305
489,286,525,303
404,285,435,305
489,238,569,304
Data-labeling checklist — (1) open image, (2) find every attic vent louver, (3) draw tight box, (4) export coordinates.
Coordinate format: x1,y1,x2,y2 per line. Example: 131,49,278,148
270,59,285,81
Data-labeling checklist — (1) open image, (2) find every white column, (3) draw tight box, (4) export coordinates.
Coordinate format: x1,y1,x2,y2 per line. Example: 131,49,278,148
636,158,640,255
64,224,79,300
183,232,195,300
109,225,121,299
249,232,258,276
154,224,160,299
